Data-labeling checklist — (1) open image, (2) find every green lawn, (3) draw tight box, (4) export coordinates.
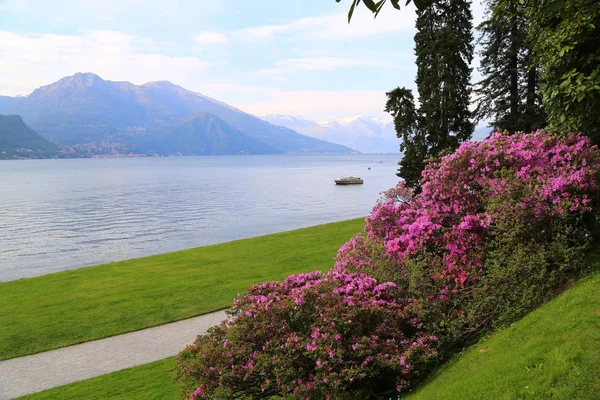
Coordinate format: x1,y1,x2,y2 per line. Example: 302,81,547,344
0,218,364,360
19,270,600,400
18,358,178,400
402,271,600,400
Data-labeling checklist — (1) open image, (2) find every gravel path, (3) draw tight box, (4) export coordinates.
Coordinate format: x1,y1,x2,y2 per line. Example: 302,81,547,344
0,310,228,400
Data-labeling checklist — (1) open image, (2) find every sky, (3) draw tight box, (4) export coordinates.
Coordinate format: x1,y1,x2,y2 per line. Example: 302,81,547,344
0,0,485,119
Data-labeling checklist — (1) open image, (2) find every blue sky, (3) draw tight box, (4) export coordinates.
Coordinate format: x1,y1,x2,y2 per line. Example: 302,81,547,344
0,0,484,119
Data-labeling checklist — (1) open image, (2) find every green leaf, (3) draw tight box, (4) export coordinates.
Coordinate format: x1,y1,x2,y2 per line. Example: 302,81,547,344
413,0,426,10
391,0,401,10
347,0,358,23
374,0,386,18
362,0,378,12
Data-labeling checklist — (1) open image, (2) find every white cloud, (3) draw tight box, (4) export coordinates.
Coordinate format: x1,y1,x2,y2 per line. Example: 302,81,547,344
0,0,224,29
0,30,209,96
255,53,414,77
272,56,395,73
197,81,389,119
472,0,487,27
256,68,282,76
194,31,230,45
235,4,416,42
237,25,288,40
234,89,389,119
199,81,281,96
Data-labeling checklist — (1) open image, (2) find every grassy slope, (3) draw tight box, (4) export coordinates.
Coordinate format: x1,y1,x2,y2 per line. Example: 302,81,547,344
0,218,364,360
19,271,600,400
403,271,600,400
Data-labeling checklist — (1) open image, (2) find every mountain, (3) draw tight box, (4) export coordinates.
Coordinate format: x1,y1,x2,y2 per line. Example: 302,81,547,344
0,73,354,156
0,96,15,110
319,116,399,153
262,114,400,153
0,114,58,159
142,113,275,155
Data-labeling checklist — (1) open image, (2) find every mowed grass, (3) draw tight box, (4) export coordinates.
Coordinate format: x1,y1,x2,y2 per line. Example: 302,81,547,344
18,358,178,400
403,270,600,400
19,270,600,400
0,218,364,360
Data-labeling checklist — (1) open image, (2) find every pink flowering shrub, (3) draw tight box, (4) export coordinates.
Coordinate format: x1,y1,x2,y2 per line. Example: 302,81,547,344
340,131,600,338
364,132,597,278
177,131,600,399
177,270,438,399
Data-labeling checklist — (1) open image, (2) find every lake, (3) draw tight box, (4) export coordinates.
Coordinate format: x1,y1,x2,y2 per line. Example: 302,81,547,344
0,154,401,282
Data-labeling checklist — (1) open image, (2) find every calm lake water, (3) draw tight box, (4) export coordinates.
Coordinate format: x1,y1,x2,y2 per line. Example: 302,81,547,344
0,154,401,282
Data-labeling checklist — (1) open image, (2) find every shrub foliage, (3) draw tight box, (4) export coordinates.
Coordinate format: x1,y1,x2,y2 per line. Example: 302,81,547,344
177,131,600,399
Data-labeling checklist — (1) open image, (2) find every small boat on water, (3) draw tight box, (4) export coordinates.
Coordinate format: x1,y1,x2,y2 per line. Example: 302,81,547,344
335,176,364,185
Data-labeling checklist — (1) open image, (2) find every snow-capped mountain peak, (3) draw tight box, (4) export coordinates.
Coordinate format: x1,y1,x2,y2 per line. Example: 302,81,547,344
317,115,393,127
261,114,399,153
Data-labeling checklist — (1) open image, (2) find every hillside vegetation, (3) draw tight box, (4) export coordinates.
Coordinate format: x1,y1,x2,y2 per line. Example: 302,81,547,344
403,269,600,400
0,114,57,159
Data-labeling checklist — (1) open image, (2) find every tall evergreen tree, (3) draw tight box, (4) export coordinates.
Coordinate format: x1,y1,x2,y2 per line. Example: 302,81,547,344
474,0,546,133
527,0,600,144
385,0,474,188
385,88,425,188
415,0,474,154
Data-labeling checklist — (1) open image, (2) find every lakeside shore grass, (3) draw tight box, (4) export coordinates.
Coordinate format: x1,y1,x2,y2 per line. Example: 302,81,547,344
0,218,364,360
19,269,600,400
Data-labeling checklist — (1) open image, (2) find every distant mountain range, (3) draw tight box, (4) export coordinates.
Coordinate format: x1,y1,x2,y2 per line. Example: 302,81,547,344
261,114,400,154
0,114,58,159
0,73,354,157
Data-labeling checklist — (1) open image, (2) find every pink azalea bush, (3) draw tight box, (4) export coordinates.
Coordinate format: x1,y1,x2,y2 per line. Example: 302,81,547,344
341,131,600,336
177,270,438,399
177,131,600,399
364,131,598,275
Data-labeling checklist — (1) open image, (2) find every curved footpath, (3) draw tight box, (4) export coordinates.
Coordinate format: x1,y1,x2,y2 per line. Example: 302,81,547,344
0,310,228,400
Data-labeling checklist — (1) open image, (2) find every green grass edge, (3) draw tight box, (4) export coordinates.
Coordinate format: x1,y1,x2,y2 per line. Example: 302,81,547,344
19,269,600,400
0,218,364,360
401,270,600,400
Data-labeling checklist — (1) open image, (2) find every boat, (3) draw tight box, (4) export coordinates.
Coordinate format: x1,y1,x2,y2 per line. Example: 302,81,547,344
335,176,364,185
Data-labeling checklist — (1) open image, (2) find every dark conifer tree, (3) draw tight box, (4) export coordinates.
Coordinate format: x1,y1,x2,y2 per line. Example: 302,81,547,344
527,0,600,144
385,87,425,188
386,0,474,188
474,0,546,133
415,0,474,154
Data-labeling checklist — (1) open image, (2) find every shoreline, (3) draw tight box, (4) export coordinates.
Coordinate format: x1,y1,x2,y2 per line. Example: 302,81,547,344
0,218,365,360
2,216,367,283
